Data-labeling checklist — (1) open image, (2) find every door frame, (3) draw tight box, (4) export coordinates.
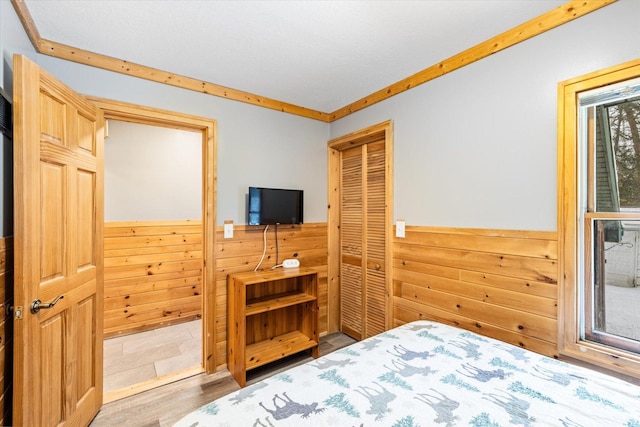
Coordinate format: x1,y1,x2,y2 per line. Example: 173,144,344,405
327,120,393,334
87,97,217,376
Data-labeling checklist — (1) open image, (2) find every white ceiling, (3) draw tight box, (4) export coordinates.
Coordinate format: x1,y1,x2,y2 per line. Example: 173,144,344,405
24,0,566,113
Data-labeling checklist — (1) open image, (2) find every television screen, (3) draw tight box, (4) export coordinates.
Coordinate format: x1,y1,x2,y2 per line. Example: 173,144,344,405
0,87,12,139
248,187,303,225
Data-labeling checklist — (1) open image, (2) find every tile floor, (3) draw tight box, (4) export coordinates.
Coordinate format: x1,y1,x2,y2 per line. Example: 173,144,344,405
103,320,202,393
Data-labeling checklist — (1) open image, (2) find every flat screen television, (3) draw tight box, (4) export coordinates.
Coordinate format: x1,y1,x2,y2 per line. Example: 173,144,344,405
0,87,12,139
248,187,303,225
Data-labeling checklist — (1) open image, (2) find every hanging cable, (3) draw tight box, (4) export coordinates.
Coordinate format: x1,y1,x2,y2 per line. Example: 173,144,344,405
271,224,283,269
275,223,279,266
254,224,269,271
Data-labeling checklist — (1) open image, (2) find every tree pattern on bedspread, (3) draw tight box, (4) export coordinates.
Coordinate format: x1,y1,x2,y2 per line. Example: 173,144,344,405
175,321,640,426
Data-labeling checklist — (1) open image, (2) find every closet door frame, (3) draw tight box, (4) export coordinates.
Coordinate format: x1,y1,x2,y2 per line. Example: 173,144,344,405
327,120,393,335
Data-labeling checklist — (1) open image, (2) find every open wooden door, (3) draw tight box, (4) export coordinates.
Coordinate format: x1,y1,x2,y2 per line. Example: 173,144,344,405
12,54,104,426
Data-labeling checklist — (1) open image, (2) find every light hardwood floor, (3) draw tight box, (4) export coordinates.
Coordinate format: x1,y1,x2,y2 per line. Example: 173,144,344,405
103,320,202,394
90,332,356,426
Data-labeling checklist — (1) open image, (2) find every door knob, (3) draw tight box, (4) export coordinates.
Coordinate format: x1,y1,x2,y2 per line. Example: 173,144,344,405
30,295,64,314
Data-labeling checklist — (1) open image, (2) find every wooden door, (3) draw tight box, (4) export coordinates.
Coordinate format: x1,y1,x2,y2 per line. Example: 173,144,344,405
338,136,388,340
13,54,104,426
340,146,364,339
364,141,387,336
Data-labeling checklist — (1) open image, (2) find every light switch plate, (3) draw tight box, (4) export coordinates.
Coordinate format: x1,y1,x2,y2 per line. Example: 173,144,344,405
396,219,405,238
224,222,233,239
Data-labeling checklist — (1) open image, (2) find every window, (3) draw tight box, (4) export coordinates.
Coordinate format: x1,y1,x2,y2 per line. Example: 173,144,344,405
559,60,640,379
581,94,640,354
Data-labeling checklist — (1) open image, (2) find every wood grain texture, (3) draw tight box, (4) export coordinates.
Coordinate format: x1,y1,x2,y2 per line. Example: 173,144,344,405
228,268,319,386
0,237,13,426
88,96,217,372
340,145,364,339
328,121,393,337
104,221,203,337
38,37,330,122
215,223,328,370
392,226,559,358
13,54,104,426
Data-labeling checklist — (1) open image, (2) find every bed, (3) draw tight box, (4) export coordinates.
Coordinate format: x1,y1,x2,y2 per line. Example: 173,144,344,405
175,320,640,426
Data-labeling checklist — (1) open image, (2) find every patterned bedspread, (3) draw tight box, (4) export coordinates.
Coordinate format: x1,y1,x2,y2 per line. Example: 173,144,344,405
175,320,640,426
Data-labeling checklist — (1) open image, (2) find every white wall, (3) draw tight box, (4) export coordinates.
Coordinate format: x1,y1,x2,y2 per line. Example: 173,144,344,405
0,0,38,237
3,1,640,232
105,120,202,221
0,1,329,228
331,0,640,232
0,1,56,235
39,58,329,226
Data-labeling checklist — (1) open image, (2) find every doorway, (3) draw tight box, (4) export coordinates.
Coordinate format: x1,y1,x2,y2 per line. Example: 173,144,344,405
102,119,203,400
88,97,217,402
327,120,394,338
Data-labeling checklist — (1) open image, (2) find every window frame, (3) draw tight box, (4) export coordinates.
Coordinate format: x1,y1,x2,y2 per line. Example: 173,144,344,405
558,58,640,379
583,215,640,354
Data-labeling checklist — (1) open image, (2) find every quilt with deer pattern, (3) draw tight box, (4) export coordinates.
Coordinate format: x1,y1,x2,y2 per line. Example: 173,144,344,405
174,320,640,426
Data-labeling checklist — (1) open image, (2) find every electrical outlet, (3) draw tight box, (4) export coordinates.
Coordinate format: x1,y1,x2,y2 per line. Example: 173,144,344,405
396,219,405,238
224,222,233,239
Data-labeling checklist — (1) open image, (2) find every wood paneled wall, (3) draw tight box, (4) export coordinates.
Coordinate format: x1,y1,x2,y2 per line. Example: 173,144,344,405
214,223,558,368
104,221,203,337
0,237,13,425
393,226,558,357
5,219,559,405
215,223,328,368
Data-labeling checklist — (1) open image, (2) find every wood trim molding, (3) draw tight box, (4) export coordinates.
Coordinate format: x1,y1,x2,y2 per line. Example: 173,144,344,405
39,39,331,122
405,225,557,241
105,219,203,228
90,96,218,374
329,0,617,121
557,58,640,379
10,0,330,122
328,120,392,150
10,0,40,49
327,120,393,334
11,0,616,122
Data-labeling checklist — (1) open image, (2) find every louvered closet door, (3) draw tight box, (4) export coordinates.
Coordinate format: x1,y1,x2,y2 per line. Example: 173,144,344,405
340,146,364,340
364,141,386,337
340,139,387,340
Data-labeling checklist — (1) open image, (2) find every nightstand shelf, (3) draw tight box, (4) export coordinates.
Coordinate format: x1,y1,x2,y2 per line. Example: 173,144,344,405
227,268,319,387
246,291,316,316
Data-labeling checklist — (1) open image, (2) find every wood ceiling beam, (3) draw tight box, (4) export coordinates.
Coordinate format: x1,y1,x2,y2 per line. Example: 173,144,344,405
12,0,616,123
329,0,617,121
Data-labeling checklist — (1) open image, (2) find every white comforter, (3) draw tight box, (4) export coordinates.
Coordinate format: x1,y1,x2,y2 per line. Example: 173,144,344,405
175,320,640,426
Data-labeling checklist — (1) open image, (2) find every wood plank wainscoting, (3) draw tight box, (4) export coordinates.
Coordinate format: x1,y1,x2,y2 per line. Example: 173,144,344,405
0,237,13,425
215,223,328,368
214,223,558,369
104,221,203,337
393,226,559,358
